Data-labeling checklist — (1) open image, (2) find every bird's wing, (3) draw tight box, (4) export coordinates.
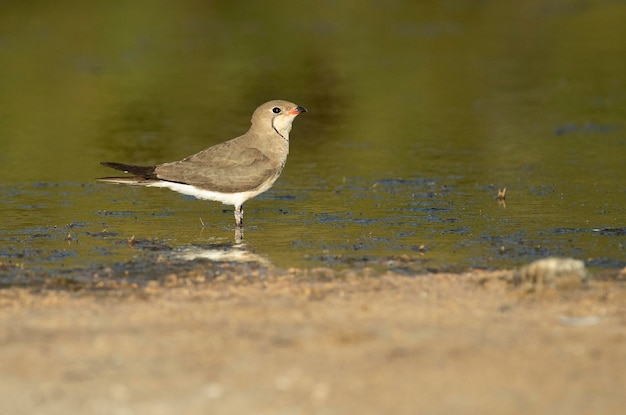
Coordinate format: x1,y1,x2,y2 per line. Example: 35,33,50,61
154,140,279,193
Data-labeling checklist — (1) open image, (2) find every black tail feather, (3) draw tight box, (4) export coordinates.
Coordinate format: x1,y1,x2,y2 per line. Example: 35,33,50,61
100,162,158,179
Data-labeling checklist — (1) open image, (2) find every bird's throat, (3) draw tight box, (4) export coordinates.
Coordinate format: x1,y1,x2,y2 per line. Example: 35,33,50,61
272,117,293,141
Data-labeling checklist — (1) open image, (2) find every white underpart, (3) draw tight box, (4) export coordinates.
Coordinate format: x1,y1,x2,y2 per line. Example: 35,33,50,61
272,113,297,139
145,180,272,207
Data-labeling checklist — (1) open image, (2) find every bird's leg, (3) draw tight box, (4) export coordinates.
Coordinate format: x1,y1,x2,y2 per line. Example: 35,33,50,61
234,205,244,243
234,205,244,228
235,227,244,244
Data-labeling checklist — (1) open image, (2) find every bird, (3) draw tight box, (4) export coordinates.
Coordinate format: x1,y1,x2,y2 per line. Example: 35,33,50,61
98,100,307,237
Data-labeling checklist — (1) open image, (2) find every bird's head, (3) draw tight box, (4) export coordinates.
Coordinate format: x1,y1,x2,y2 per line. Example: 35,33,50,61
251,100,307,140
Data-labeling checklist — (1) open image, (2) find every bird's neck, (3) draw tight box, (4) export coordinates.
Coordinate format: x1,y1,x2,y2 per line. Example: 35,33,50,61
271,117,294,141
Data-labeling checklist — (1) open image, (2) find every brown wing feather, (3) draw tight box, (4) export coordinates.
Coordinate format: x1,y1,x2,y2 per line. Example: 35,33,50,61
154,139,279,193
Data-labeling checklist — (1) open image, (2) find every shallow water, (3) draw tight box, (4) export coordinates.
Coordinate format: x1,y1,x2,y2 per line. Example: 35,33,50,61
1,1,625,282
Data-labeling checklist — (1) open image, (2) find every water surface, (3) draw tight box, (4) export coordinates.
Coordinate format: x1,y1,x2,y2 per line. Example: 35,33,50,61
1,1,624,282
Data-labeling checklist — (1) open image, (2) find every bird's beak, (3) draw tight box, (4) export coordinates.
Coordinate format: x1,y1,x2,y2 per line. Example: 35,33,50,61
288,106,307,115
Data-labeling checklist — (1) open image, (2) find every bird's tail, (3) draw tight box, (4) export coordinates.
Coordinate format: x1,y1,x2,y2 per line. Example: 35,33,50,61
100,162,157,178
97,162,158,184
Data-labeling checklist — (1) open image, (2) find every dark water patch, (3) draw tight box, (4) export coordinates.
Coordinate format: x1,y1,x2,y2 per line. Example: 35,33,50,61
592,227,626,237
529,185,556,196
0,247,44,260
410,191,452,199
554,122,620,136
313,212,389,227
66,222,89,229
553,227,590,235
150,211,173,217
1,224,79,241
313,213,348,226
92,246,115,256
96,210,139,217
586,257,626,270
27,231,55,239
376,178,439,186
474,233,556,261
333,178,451,200
113,237,173,251
404,205,452,213
553,227,626,237
0,245,79,264
270,194,298,201
375,178,452,197
17,204,49,210
49,250,77,260
441,226,471,235
303,251,469,275
32,182,64,189
86,230,121,238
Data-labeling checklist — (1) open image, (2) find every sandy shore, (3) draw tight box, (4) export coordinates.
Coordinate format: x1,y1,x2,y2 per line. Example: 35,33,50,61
1,265,625,415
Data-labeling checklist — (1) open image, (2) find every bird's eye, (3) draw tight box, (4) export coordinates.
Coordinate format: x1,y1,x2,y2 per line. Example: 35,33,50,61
272,107,281,114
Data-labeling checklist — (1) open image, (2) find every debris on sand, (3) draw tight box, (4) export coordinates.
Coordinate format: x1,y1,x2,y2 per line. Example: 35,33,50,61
511,257,588,291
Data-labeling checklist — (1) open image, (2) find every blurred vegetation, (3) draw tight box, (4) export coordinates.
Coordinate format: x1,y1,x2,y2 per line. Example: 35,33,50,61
1,0,625,182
